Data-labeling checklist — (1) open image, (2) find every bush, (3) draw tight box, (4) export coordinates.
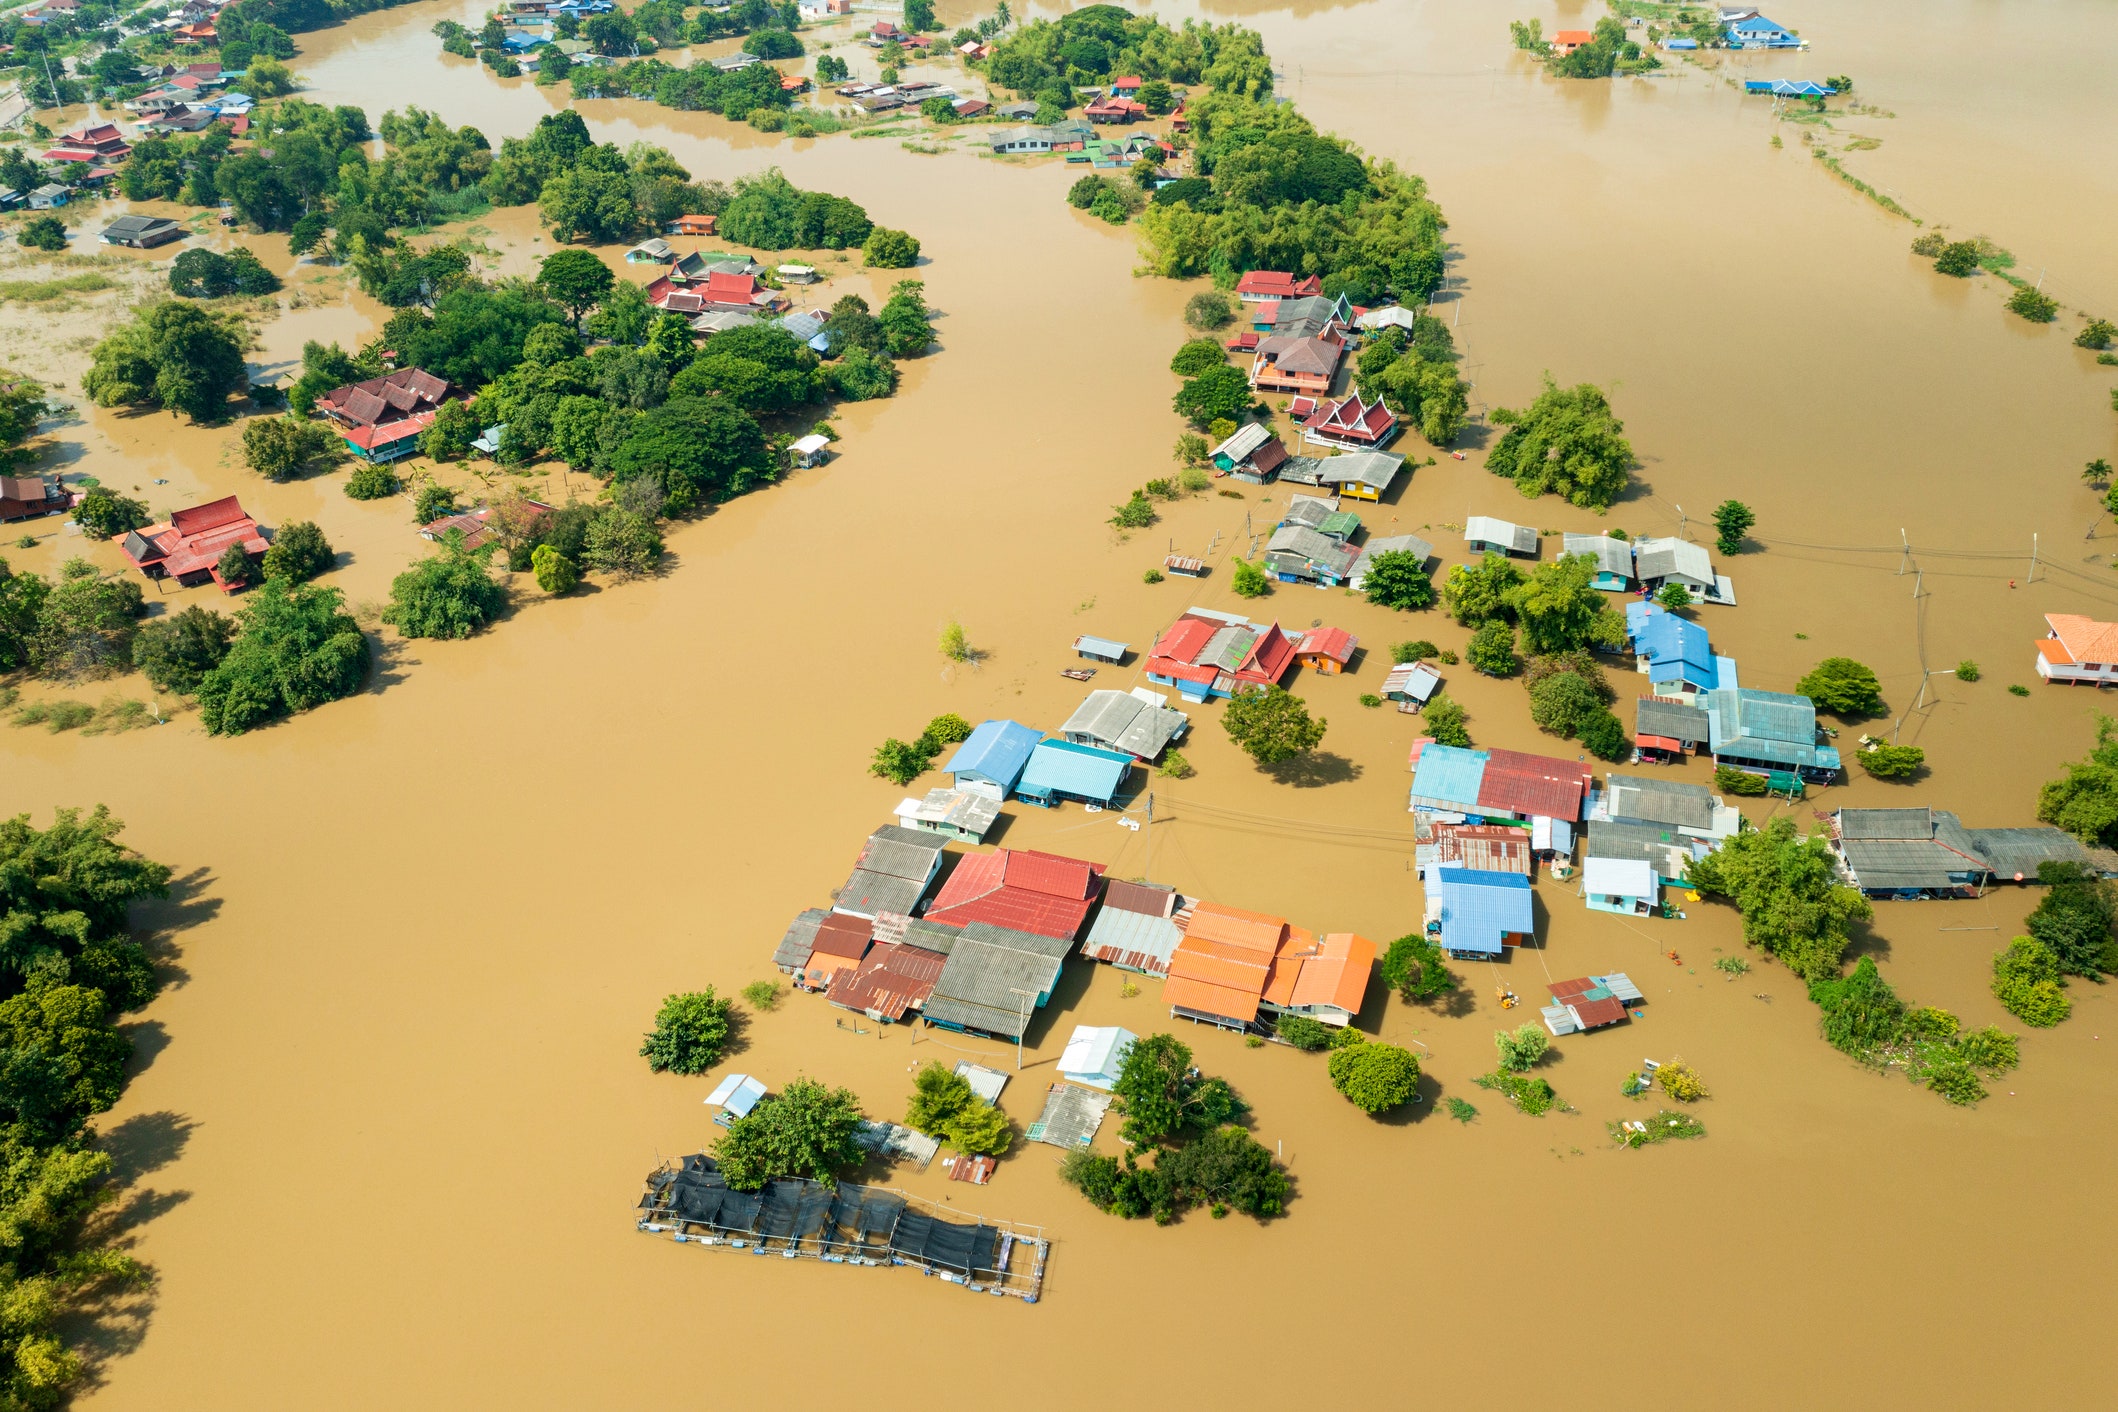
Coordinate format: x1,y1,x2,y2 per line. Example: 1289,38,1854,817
639,988,736,1074
1392,640,1438,664
1579,708,1629,761
1494,1022,1548,1073
1991,936,2070,1026
196,580,369,735
261,520,333,583
1467,620,1518,676
1221,684,1325,765
1909,232,1946,258
1327,1036,1421,1113
1528,669,1605,736
1933,241,1980,277
1796,657,1883,716
17,216,66,251
1275,1015,1334,1051
1361,550,1435,611
939,620,972,662
1110,489,1156,528
1169,339,1227,377
1655,1062,1707,1101
2005,285,2059,323
131,604,234,693
1856,743,1924,779
871,736,940,786
741,979,782,1010
531,542,578,593
862,226,920,268
582,507,664,577
71,490,150,540
1184,291,1234,330
1230,557,1270,598
1156,750,1195,779
1359,692,1383,708
1655,582,1692,611
382,544,507,639
1143,568,1165,584
2076,318,2117,350
1714,765,1769,796
345,465,401,500
1423,692,1470,747
1954,660,1980,682
1379,931,1454,1002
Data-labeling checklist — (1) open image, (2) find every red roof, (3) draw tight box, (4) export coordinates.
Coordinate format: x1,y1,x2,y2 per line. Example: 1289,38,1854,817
1476,747,1594,821
1550,976,1628,1029
1297,626,1357,664
923,848,1106,940
826,942,946,1021
704,270,756,300
1236,271,1322,299
1553,30,1595,44
116,495,265,586
1302,393,1396,443
317,367,449,428
810,912,873,961
1146,612,1298,691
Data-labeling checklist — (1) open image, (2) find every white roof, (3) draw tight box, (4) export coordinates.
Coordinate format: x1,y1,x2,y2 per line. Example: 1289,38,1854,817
790,434,830,455
703,1072,767,1115
1209,421,1273,464
1354,306,1419,331
1465,516,1537,554
1059,1025,1136,1079
953,1062,1009,1105
1583,857,1657,897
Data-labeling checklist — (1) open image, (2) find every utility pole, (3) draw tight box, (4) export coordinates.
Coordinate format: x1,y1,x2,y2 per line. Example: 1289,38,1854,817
1143,791,1155,883
1008,988,1034,1070
2029,532,2039,584
1673,504,1687,542
1898,528,1910,575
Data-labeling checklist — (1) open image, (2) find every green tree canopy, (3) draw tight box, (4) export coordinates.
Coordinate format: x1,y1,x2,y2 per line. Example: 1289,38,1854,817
534,247,616,327
195,579,370,735
713,1077,867,1190
1172,364,1252,427
382,539,508,639
82,302,248,423
1111,1033,1247,1146
640,989,736,1074
1796,657,1884,716
1327,1035,1420,1113
131,604,235,693
1221,684,1325,765
1504,552,1602,654
1712,499,1755,556
1440,552,1524,625
1688,817,1874,981
1361,549,1435,611
1485,376,1632,509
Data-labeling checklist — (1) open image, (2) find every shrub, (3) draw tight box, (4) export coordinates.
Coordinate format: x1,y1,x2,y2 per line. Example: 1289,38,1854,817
640,989,736,1074
1655,582,1692,611
1230,558,1270,598
1579,708,1629,761
1423,692,1470,747
1221,684,1325,765
1392,640,1438,664
382,543,507,639
345,465,401,500
1856,744,1924,779
17,216,66,251
2005,286,2059,323
1796,656,1883,716
939,620,972,662
1909,232,1946,258
2008,684,2029,696
1110,489,1156,528
1933,241,1980,277
1494,1022,1549,1073
1467,620,1518,676
1991,936,2070,1026
871,736,939,786
261,520,333,583
1184,291,1234,330
862,226,920,268
1379,931,1454,1002
1327,1037,1421,1113
1143,568,1165,584
740,979,782,1011
1362,550,1436,611
1359,692,1382,708
1276,1015,1334,1051
1169,339,1227,377
2075,318,2116,350
922,713,973,747
531,543,578,594
1656,1062,1707,1101
1156,750,1194,779
1954,660,1980,682
130,604,235,693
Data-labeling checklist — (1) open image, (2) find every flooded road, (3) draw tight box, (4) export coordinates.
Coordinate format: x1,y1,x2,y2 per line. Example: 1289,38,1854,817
6,1,2116,1406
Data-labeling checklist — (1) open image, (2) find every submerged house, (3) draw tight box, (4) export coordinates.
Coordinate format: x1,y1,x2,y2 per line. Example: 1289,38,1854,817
1826,808,2100,898
1016,739,1132,809
1428,868,1533,959
1381,659,1443,709
1264,524,1359,586
1079,880,1191,976
2034,614,2118,687
1260,931,1376,1029
0,474,70,523
1208,422,1289,482
315,367,450,463
1407,740,1595,825
1162,902,1291,1031
924,921,1077,1040
1583,857,1659,916
1249,333,1344,396
1297,392,1397,451
1057,1025,1136,1090
1464,516,1539,559
1626,600,1721,701
1415,820,1532,881
114,496,265,591
1562,533,1636,591
941,719,1043,800
1702,687,1841,784
831,825,948,920
1312,449,1404,503
1276,493,1359,541
1058,687,1189,762
796,911,876,990
1542,973,1644,1036
923,847,1105,942
1634,695,1711,763
1145,607,1299,703
825,928,952,1023
892,788,1001,844
1235,270,1323,303
1294,626,1358,675
1633,535,1733,605
100,214,182,248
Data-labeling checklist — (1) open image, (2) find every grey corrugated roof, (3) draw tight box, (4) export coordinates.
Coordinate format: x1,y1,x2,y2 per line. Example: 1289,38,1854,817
1606,774,1713,830
1464,516,1537,554
1636,697,1710,744
926,921,1074,1037
1963,826,2089,878
1838,808,1936,840
1280,494,1337,530
772,908,828,970
1317,449,1403,492
1633,536,1714,585
1266,524,1358,577
1080,903,1185,974
834,868,930,918
1058,689,1187,759
1584,820,1694,875
1562,533,1634,580
1837,837,1967,891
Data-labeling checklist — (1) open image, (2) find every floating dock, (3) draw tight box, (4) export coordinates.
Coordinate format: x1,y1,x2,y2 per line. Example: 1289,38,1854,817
636,1153,1048,1304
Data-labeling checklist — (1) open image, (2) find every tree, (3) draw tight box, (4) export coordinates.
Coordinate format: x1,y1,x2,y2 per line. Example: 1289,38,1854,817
903,0,936,29
1656,1062,1708,1101
1184,291,1234,330
539,165,638,243
744,27,804,59
1796,657,1884,716
131,604,235,693
1655,582,1693,611
70,491,150,540
534,247,616,327
1687,817,1873,981
1222,685,1325,765
1362,549,1435,610
903,1062,1012,1156
1713,499,1755,556
939,620,973,662
195,580,370,735
1467,620,1518,676
17,216,67,252
1808,956,1907,1060
1173,364,1252,426
1485,375,1632,509
2075,319,2116,351
1275,1015,1334,1050
713,1078,866,1190
1494,1022,1549,1073
816,53,849,83
1229,557,1271,598
1933,241,1980,277
531,542,578,593
2040,715,2118,847
582,507,665,576
871,736,938,786
1504,553,1601,654
1422,692,1471,747
639,989,736,1074
383,541,508,639
877,280,934,357
2022,863,2118,976
1327,1036,1420,1113
345,465,401,500
1111,1033,1246,1146
1379,932,1454,1002
1110,489,1156,528
1990,937,2069,1027
862,226,920,268
82,302,248,423
1441,553,1525,625
1528,670,1605,736
1856,744,1924,779
246,57,297,97
1579,708,1629,761
1169,339,1226,378
242,416,338,481
413,484,460,526
30,567,145,678
2005,286,2058,323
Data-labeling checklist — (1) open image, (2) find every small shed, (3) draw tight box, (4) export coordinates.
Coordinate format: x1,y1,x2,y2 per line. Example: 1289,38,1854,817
1381,660,1441,709
1584,856,1659,916
1165,554,1206,577
953,1062,1009,1106
1295,626,1358,675
100,214,182,248
1057,1025,1136,1091
790,433,830,467
1562,532,1636,590
1465,516,1539,558
1541,973,1641,1036
893,787,1001,843
626,237,674,263
703,1073,767,1126
27,184,69,210
668,213,717,236
471,425,506,457
1025,1083,1113,1148
1073,634,1129,664
776,263,819,283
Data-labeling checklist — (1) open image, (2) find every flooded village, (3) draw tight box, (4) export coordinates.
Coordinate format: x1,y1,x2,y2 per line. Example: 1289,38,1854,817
2,0,2117,1407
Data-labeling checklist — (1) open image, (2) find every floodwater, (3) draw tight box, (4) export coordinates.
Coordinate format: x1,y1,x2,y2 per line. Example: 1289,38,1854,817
5,0,2116,1405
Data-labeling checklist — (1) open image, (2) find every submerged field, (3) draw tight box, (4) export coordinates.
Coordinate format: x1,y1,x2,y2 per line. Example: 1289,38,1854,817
5,0,2117,1407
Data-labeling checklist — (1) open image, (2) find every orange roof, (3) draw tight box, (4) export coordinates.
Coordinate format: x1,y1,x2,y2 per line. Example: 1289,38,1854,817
1162,974,1261,1025
2037,638,2076,666
2045,614,2118,663
1260,926,1316,1006
1288,933,1377,1015
1182,901,1287,954
1168,937,1273,992
1554,29,1593,43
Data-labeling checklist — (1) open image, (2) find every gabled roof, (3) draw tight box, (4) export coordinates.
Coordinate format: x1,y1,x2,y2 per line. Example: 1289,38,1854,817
1316,450,1404,492
1465,516,1538,554
854,824,948,882
1635,695,1710,745
1182,901,1287,954
923,848,1105,940
1296,626,1357,664
1479,748,1594,821
1583,857,1658,897
1562,533,1634,579
1058,689,1188,759
1638,605,1715,685
1255,334,1343,377
1434,868,1533,952
1235,270,1321,298
1018,739,1131,801
1351,534,1434,583
2044,614,2118,665
942,719,1043,786
1209,421,1274,465
1283,932,1375,1015
1265,524,1358,578
772,907,829,970
1633,535,1714,584
925,921,1078,1037
1604,774,1714,831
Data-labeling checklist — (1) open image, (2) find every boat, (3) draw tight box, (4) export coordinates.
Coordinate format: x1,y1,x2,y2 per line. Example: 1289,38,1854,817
1060,667,1097,681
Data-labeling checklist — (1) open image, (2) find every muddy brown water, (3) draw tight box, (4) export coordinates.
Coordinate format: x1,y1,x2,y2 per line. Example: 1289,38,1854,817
5,1,2116,1405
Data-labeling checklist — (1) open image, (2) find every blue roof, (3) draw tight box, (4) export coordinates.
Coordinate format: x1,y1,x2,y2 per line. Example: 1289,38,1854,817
1017,739,1130,803
1704,688,1840,771
1714,655,1740,691
1410,743,1488,811
1641,608,1715,685
1435,868,1534,955
1666,37,1698,48
943,720,1042,788
1729,15,1787,32
1746,78,1831,96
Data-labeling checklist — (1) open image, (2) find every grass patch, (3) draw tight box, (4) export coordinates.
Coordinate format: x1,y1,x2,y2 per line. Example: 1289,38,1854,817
1609,1109,1707,1149
11,699,95,732
0,272,118,302
1473,1070,1560,1116
1445,1096,1478,1124
1712,954,1751,976
1811,149,1918,223
740,979,783,1011
79,697,156,735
